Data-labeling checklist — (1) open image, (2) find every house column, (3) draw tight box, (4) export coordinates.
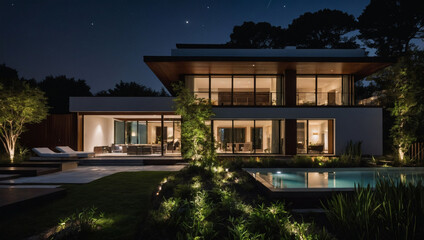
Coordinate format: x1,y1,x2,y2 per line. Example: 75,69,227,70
285,119,297,155
284,69,297,155
161,114,164,156
284,69,296,106
271,120,280,153
77,113,84,151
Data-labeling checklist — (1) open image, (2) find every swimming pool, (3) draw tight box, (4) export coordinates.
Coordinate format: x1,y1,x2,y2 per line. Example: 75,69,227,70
244,168,424,190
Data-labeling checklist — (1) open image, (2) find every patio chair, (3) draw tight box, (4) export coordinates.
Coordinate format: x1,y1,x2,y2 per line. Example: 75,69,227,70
32,147,78,158
56,146,95,158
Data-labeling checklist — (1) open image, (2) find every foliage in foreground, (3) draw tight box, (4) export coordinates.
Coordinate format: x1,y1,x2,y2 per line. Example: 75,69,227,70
173,82,215,165
50,207,104,240
324,178,424,240
142,165,331,240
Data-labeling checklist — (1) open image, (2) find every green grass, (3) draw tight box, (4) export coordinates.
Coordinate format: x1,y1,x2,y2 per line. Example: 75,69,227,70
0,171,172,240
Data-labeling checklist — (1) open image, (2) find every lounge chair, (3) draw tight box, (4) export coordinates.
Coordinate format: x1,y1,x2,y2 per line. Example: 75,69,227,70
55,146,95,158
32,147,77,158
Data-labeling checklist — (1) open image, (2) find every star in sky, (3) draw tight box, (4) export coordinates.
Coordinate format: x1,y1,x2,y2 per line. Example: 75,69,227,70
185,20,189,24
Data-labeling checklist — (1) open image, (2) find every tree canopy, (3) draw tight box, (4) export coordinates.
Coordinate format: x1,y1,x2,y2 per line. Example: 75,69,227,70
368,50,424,160
227,9,358,49
0,84,48,162
96,80,168,97
358,0,424,56
286,9,358,49
38,75,92,114
227,21,285,48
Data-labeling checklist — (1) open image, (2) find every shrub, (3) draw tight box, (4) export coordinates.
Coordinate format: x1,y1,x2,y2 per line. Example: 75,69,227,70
50,207,103,240
143,165,331,240
324,178,424,240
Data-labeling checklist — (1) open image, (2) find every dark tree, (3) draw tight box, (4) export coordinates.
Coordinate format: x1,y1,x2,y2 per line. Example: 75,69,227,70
286,9,358,49
38,75,92,114
0,64,20,88
227,21,286,48
0,64,38,89
96,81,169,97
355,80,381,103
358,0,424,57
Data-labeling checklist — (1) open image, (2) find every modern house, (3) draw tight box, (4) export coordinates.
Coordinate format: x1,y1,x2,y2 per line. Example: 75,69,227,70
69,44,395,157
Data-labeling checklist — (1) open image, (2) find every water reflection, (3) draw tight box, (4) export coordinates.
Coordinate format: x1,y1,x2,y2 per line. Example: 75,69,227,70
254,170,424,189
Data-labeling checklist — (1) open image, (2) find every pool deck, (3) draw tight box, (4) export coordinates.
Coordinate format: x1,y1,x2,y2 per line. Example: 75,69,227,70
243,167,424,207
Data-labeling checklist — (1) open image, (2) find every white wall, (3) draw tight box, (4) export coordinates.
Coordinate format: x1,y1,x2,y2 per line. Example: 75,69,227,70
84,116,114,152
212,107,383,156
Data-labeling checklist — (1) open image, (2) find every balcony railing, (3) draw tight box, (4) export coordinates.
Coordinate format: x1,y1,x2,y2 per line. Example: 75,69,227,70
191,91,369,106
192,91,280,106
296,92,350,106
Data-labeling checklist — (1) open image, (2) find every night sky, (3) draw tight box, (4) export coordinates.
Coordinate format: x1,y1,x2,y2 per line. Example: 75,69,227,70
1,0,371,93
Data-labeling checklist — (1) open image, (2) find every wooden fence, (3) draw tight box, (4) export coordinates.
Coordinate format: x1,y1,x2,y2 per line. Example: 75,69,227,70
20,113,78,151
409,142,424,162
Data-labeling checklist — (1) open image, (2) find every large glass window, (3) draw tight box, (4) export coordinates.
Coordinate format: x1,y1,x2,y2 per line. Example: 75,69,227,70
187,75,282,106
186,75,209,99
233,120,254,153
297,119,334,154
214,120,233,153
255,120,276,153
163,120,181,155
256,76,278,105
114,121,125,144
138,121,147,144
317,76,342,106
125,121,138,144
297,76,316,105
213,119,282,154
297,120,307,153
113,116,181,156
233,76,254,106
297,75,351,106
211,76,232,106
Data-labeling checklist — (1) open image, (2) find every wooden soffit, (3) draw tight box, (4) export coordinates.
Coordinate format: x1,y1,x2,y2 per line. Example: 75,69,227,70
144,56,396,92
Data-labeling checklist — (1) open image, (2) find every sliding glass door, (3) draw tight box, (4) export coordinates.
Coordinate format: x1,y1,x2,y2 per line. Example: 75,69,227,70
296,119,334,154
213,119,284,154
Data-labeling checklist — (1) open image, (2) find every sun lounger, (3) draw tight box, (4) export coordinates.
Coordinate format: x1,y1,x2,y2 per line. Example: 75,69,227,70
32,147,78,158
55,146,95,158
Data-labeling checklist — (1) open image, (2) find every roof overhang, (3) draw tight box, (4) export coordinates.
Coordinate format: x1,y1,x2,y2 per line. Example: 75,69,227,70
144,56,396,93
69,97,175,113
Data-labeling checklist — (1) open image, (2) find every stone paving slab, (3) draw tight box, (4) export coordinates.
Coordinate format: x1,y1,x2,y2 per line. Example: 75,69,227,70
0,165,185,184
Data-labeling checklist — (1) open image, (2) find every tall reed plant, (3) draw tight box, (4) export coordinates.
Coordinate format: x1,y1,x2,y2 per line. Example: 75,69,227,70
324,178,424,240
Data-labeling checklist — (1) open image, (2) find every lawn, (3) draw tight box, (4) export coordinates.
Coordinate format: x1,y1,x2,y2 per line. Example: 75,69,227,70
0,171,172,240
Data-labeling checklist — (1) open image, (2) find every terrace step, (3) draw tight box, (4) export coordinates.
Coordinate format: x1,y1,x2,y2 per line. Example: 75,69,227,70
78,159,145,166
1,161,78,171
0,167,60,177
0,174,21,181
0,187,65,212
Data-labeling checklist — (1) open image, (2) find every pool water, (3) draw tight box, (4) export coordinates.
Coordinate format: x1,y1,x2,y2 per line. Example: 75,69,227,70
245,168,424,189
